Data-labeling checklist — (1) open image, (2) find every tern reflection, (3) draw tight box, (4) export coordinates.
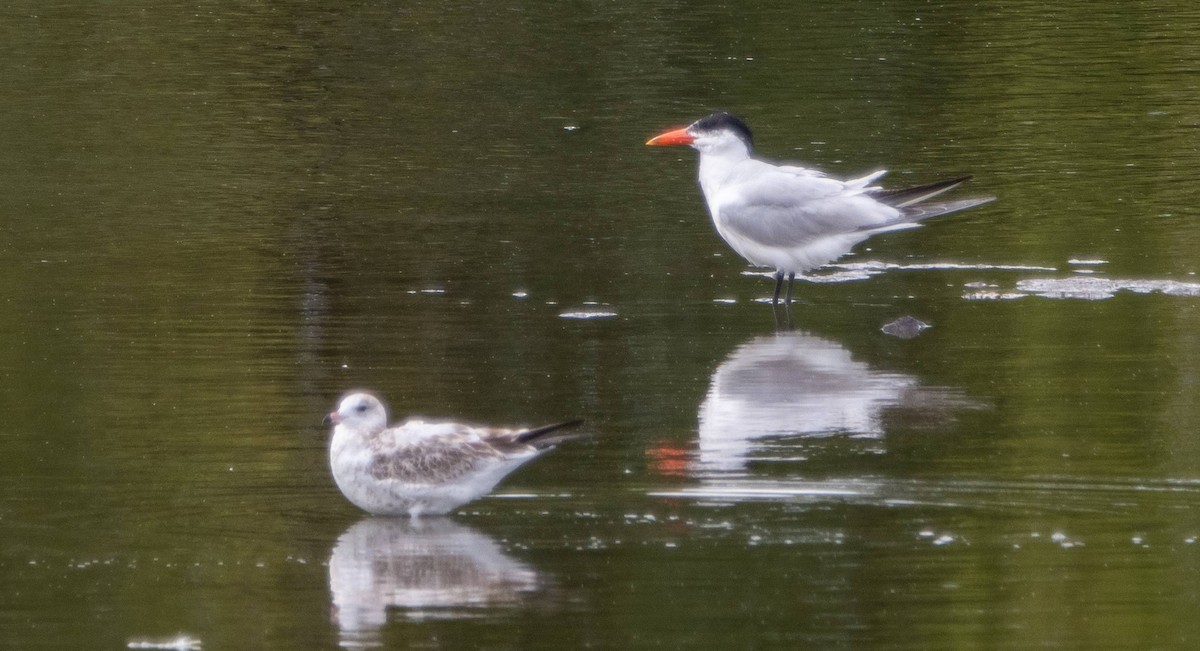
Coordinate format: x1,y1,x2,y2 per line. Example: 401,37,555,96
697,332,977,472
329,517,543,648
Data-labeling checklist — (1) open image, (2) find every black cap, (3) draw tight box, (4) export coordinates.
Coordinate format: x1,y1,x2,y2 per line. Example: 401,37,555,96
691,112,753,148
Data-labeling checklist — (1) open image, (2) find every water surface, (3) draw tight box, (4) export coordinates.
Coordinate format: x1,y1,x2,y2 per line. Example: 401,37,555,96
3,1,1200,649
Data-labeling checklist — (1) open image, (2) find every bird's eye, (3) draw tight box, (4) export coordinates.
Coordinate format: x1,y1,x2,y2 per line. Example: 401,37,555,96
355,403,370,413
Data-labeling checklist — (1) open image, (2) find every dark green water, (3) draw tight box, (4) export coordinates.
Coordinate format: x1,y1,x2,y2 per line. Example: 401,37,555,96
3,1,1200,649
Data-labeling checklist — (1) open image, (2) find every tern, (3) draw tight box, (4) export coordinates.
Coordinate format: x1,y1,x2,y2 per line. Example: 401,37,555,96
647,112,995,304
326,392,584,517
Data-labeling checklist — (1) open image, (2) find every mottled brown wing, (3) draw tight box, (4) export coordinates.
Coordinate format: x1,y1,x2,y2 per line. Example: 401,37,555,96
367,435,507,485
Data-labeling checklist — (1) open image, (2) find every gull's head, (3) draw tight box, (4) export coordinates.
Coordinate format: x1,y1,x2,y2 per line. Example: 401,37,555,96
326,392,388,433
646,112,753,158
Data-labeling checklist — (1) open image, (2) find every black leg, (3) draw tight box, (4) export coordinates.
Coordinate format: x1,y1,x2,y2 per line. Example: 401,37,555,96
771,271,784,305
784,273,796,305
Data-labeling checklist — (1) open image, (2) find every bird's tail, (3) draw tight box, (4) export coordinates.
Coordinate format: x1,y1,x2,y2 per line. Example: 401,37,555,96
516,419,586,449
862,176,995,231
900,196,996,223
872,175,973,208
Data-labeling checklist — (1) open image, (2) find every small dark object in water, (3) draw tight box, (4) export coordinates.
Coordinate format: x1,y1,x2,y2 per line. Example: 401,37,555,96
881,316,931,339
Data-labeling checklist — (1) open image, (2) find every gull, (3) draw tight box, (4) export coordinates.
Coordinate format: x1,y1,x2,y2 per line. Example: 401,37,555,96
326,392,584,517
647,112,995,304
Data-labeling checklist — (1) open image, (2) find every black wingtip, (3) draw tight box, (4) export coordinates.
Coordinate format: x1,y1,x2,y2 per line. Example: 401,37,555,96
898,196,997,223
872,175,975,208
516,419,585,445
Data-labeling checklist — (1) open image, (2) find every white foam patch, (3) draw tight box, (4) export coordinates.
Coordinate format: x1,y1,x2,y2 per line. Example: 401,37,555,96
742,261,1058,285
805,269,879,283
649,480,871,501
740,269,876,284
962,290,1027,301
650,487,863,499
559,309,618,320
127,636,202,651
967,276,1200,301
833,261,1058,273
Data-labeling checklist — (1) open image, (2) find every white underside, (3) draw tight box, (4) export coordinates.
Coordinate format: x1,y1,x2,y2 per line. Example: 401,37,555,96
330,426,541,517
715,223,861,273
333,456,536,517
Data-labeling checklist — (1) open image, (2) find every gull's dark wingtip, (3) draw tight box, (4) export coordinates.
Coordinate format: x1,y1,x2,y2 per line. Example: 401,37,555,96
517,419,586,447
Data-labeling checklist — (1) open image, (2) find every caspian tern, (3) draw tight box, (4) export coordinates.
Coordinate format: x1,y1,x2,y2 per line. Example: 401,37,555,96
647,112,995,304
326,392,584,517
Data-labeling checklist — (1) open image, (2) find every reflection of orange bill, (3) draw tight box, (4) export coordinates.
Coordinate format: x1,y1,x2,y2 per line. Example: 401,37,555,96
646,440,691,478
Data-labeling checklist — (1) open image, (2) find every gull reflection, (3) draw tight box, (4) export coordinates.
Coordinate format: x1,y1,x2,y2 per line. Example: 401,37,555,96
697,332,977,473
329,517,543,648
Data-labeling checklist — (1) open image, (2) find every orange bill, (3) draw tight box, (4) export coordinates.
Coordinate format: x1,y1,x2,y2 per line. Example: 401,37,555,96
646,127,694,146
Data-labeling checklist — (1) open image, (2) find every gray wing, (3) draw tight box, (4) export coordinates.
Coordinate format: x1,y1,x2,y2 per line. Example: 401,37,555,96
718,168,900,247
367,433,509,485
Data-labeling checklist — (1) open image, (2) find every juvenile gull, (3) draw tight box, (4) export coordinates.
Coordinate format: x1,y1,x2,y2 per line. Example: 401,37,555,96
647,112,995,304
326,392,584,517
